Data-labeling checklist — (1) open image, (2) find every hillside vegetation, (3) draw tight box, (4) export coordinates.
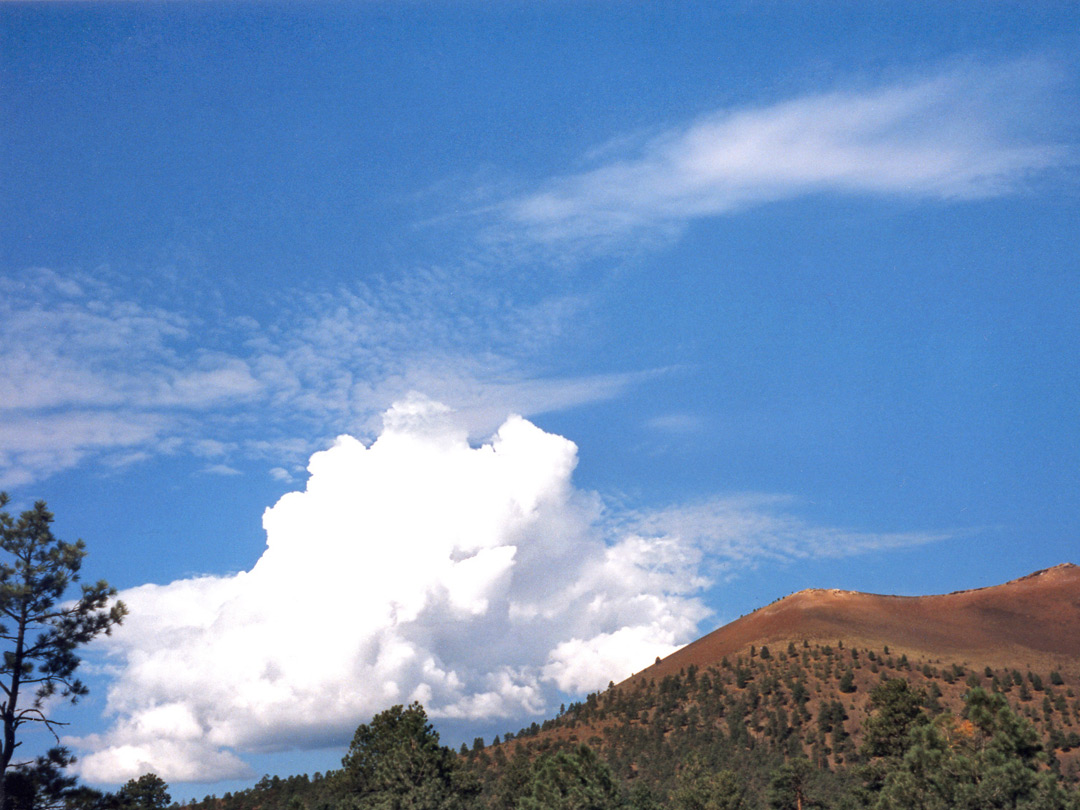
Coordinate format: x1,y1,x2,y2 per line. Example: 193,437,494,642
183,667,1080,810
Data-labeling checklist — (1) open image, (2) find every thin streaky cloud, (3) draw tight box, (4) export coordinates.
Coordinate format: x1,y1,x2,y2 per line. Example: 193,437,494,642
619,494,952,572
645,412,707,435
503,59,1072,249
0,411,168,489
200,464,243,477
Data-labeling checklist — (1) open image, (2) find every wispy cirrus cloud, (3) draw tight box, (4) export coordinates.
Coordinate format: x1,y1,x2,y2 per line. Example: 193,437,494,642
0,267,627,487
7,60,1073,489
500,59,1073,251
0,411,167,489
0,272,260,413
620,494,952,573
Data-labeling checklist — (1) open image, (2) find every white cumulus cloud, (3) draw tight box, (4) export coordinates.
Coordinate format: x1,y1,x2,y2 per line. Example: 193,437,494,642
71,398,951,785
73,397,707,784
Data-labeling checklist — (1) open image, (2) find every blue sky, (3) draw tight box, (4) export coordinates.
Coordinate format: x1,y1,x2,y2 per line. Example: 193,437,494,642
2,0,1078,797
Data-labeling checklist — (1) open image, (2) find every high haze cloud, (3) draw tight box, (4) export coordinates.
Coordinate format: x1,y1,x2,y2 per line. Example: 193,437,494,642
73,397,707,784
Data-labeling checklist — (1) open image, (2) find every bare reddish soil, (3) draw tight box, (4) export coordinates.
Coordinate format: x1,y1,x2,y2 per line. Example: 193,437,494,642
633,563,1080,686
488,564,1080,782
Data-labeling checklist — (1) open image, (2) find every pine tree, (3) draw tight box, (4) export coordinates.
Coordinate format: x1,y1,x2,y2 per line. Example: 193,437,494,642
0,495,127,810
340,702,478,810
516,745,622,810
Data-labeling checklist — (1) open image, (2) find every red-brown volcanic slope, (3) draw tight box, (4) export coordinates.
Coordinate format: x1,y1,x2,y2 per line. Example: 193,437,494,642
634,563,1080,685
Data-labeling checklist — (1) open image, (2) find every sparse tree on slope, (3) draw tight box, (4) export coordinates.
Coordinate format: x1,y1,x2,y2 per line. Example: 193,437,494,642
0,494,127,810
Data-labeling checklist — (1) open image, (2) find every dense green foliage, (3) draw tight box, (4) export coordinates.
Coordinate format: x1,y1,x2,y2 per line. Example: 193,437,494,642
116,775,171,810
670,759,748,810
871,688,1073,810
515,745,621,810
340,702,478,810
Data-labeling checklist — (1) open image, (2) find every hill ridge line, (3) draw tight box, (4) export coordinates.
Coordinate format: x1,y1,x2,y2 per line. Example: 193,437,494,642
784,561,1079,602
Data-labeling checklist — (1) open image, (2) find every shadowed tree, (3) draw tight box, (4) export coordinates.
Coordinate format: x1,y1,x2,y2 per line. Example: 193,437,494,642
490,748,533,810
516,745,622,810
340,702,478,810
861,679,928,761
767,758,819,810
117,774,170,810
0,494,127,810
672,760,748,810
2,747,79,810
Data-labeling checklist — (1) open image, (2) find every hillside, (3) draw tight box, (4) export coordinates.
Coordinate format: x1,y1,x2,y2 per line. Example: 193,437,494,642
478,563,1080,788
639,563,1080,684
